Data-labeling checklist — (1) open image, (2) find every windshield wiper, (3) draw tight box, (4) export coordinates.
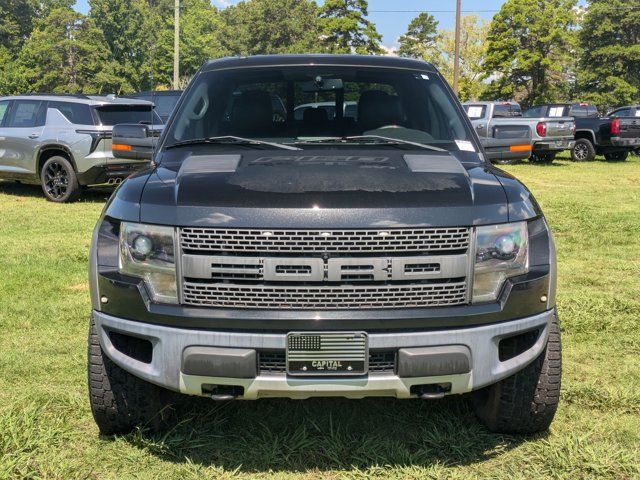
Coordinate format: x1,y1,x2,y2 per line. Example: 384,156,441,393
294,135,445,151
165,135,301,151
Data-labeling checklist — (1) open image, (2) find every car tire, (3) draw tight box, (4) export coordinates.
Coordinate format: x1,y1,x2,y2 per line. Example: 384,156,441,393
471,310,562,434
87,315,173,435
529,152,555,163
571,139,596,162
40,156,81,202
491,158,520,165
604,151,629,161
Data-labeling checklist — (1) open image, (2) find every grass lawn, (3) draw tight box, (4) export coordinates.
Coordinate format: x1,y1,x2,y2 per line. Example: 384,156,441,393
0,156,639,479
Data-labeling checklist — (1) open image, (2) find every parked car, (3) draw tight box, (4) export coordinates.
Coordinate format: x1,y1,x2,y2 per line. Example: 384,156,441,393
0,94,162,202
88,54,561,436
477,124,533,164
123,90,182,123
523,103,640,161
463,100,575,163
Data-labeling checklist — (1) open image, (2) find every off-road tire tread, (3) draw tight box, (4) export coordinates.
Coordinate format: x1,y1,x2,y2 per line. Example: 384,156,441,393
472,310,562,434
87,315,171,435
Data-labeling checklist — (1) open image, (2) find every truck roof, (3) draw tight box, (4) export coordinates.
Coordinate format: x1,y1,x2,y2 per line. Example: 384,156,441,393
202,54,437,73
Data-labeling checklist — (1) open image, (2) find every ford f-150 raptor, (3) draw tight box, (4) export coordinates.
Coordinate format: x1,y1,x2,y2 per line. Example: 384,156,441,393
463,100,575,163
88,55,561,436
523,103,640,161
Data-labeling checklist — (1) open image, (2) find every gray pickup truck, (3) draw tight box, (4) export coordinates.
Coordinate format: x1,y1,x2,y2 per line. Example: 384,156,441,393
464,101,575,163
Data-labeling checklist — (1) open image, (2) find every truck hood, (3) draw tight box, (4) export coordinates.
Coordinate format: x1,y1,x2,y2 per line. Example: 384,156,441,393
138,149,513,228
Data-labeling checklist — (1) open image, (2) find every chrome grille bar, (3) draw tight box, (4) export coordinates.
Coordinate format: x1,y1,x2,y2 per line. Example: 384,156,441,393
182,281,467,309
180,227,470,254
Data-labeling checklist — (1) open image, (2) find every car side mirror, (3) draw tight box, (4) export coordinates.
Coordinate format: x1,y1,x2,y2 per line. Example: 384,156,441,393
112,124,159,160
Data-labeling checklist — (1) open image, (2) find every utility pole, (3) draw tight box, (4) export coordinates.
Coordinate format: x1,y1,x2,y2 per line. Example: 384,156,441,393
173,0,180,89
453,0,461,94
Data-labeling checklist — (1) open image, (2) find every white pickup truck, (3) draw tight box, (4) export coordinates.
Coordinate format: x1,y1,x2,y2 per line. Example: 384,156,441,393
464,101,575,163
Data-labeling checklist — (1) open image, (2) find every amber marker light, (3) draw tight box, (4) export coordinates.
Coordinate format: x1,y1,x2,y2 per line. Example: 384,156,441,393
509,144,532,152
112,143,132,151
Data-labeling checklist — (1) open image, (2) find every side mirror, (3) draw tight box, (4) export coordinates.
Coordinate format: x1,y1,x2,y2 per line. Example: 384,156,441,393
112,124,160,160
480,137,532,162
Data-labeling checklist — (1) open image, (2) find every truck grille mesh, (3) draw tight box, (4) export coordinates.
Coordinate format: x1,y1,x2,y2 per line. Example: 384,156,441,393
182,281,467,309
180,227,470,254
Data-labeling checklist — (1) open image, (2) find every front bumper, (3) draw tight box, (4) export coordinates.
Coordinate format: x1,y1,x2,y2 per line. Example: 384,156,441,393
533,139,575,152
94,308,553,400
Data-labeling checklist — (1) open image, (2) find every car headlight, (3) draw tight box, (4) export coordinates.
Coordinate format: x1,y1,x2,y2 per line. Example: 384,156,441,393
473,221,529,303
119,222,178,304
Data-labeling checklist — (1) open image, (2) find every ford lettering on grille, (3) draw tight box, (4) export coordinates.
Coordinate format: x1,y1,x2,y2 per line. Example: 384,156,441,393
178,228,472,310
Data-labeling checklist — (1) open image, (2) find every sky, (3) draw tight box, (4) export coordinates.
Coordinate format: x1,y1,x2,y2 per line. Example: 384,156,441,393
74,0,507,48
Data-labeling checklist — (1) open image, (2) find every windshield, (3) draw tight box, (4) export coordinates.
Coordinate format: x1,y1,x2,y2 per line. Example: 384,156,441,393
164,66,473,151
94,105,163,126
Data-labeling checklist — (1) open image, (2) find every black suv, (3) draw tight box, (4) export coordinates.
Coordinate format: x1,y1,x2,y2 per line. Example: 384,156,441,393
88,55,560,436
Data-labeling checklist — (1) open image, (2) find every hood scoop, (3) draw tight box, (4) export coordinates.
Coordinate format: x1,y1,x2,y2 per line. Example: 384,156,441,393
177,154,241,179
404,154,467,174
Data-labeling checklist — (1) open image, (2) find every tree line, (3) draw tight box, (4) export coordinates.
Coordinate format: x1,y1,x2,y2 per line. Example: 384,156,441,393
0,0,637,111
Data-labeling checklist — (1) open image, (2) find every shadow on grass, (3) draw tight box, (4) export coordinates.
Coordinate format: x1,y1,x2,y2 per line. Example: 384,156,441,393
118,396,537,473
0,180,112,203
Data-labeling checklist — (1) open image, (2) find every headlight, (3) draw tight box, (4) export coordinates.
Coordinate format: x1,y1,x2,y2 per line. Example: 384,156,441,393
119,222,178,304
473,221,528,303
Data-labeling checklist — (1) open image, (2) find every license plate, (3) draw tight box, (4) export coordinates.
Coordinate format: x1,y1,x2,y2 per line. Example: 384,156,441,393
286,332,368,376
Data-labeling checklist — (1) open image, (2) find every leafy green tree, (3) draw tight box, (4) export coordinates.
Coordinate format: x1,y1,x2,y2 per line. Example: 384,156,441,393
397,12,439,61
482,0,576,107
437,15,490,101
16,6,120,93
88,0,155,91
219,0,321,56
0,0,37,54
319,0,383,55
578,0,640,111
150,0,224,88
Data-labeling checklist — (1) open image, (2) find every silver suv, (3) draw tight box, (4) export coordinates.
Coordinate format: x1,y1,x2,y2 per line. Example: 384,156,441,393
0,94,162,202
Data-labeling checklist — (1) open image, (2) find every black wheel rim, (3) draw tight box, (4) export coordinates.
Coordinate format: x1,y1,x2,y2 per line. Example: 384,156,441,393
43,161,69,199
574,143,588,160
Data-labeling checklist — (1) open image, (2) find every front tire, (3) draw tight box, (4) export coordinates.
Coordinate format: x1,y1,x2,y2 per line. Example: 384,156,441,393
40,156,81,202
604,151,629,161
88,316,173,435
492,158,520,165
571,139,596,162
472,310,562,434
529,152,555,163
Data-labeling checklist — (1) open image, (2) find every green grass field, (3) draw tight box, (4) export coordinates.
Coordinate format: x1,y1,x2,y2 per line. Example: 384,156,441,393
0,157,639,479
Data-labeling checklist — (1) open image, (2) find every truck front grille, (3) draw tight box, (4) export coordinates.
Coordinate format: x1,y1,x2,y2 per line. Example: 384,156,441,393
182,281,467,309
180,227,470,254
179,227,471,310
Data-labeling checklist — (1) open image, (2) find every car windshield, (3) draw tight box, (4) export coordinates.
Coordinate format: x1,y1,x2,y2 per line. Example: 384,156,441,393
94,105,163,126
164,66,473,151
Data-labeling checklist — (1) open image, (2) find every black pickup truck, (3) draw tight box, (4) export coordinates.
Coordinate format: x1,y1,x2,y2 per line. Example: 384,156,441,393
88,54,560,437
524,103,640,161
